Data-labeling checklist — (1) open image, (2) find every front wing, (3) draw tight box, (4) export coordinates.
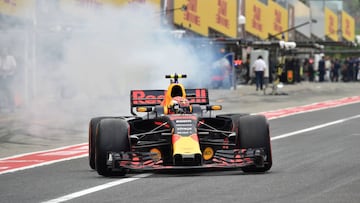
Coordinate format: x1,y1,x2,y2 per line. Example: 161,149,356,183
108,148,266,171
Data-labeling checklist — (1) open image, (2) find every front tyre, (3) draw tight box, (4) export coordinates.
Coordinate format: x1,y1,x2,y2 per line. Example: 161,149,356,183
89,117,112,170
237,115,272,173
95,118,130,177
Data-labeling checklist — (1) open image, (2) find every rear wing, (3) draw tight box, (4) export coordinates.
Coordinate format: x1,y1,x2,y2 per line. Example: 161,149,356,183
130,88,209,108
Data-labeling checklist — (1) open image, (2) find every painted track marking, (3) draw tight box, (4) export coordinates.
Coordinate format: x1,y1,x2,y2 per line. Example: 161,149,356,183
41,173,152,203
260,96,360,120
271,114,360,140
0,144,88,175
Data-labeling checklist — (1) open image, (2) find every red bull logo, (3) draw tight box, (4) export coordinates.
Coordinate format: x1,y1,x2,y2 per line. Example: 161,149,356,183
131,89,208,106
131,90,165,105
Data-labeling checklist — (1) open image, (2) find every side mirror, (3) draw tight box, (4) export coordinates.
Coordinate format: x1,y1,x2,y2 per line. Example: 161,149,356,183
136,107,153,112
206,105,222,111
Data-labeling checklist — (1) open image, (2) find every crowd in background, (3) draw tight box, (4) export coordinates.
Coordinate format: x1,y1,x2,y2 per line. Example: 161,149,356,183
231,54,360,90
303,56,360,83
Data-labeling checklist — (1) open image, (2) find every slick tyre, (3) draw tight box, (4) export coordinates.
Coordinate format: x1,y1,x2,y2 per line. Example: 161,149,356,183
95,118,130,177
89,117,113,170
237,115,272,173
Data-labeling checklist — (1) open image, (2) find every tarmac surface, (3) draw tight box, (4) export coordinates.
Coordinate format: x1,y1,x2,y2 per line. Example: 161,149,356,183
0,81,360,158
212,81,360,114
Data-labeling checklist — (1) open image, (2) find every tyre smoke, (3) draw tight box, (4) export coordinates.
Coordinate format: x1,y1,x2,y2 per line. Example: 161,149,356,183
1,2,217,154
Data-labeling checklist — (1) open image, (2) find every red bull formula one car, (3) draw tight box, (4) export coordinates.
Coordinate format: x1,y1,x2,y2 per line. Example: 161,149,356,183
88,74,272,177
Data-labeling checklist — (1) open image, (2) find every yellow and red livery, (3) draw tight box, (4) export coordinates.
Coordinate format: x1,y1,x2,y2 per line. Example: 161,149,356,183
89,74,272,177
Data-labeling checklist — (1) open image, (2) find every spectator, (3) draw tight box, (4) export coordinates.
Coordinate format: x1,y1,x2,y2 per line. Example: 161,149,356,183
341,58,350,82
325,56,332,81
308,58,315,82
318,56,325,82
354,58,360,81
252,55,267,91
0,48,17,112
348,57,355,81
331,58,340,82
244,54,251,84
294,58,301,83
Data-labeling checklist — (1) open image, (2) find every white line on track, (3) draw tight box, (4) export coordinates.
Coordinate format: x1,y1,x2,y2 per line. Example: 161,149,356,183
271,114,360,141
41,173,152,203
42,114,360,203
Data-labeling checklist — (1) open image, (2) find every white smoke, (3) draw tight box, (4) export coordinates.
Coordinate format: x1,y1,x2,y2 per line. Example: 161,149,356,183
54,3,214,103
0,2,221,152
22,2,217,120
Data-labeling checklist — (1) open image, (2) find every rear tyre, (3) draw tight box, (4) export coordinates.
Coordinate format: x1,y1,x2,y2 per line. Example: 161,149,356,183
88,117,112,170
95,118,130,177
237,115,272,173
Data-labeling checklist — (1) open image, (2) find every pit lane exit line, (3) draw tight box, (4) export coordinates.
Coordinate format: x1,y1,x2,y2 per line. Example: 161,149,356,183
271,114,360,141
1,96,360,175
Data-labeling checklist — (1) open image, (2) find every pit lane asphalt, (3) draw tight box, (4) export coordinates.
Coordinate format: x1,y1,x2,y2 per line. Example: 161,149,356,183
0,81,359,158
212,81,360,114
1,94,360,202
0,82,360,202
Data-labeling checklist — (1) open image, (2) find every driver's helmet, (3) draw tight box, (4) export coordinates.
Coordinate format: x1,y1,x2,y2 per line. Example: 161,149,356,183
168,96,191,114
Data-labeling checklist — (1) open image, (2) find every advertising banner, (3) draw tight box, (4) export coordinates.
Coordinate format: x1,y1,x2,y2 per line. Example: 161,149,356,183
324,7,338,41
208,0,237,38
341,11,355,42
244,0,268,39
0,0,35,19
173,0,208,36
268,0,288,40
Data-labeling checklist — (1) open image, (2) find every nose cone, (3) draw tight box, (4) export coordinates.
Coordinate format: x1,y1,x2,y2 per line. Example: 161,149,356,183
173,135,201,155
